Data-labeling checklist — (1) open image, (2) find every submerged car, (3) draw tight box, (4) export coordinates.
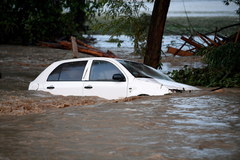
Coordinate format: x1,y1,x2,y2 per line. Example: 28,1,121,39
28,57,199,99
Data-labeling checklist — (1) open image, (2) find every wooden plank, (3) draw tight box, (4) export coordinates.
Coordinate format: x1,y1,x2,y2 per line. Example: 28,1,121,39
58,41,117,58
39,38,118,58
58,41,72,50
167,47,194,56
38,41,63,48
198,33,219,46
173,41,187,56
181,36,203,49
214,35,225,45
71,36,79,58
186,48,197,52
76,39,96,49
196,32,212,46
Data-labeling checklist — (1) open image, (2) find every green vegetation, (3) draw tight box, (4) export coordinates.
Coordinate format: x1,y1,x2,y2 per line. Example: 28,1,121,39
1,0,238,46
0,0,148,45
89,14,240,88
165,16,239,36
89,16,239,36
169,43,240,87
1,1,239,87
89,13,150,55
89,16,239,56
105,38,124,47
0,0,88,44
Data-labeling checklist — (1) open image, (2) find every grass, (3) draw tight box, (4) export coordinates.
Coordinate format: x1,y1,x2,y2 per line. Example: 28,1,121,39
165,16,239,36
88,16,239,36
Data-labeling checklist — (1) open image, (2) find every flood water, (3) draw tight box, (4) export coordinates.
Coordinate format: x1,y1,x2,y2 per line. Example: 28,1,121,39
0,45,240,160
0,90,240,160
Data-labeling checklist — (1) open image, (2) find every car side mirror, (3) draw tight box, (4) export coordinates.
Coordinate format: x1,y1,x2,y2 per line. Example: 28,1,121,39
112,74,126,82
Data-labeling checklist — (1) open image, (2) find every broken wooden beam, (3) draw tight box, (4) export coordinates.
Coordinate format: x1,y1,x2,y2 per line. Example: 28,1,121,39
71,36,79,58
173,41,188,56
196,32,219,46
181,36,203,49
214,35,225,45
196,33,212,46
58,41,117,58
38,41,63,49
38,37,118,58
76,39,96,50
167,47,194,56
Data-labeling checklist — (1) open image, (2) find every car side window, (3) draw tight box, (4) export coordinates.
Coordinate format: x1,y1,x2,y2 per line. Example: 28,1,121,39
47,61,87,81
89,60,123,81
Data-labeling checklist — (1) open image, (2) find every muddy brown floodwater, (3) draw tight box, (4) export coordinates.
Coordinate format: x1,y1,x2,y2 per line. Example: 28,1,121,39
0,45,240,160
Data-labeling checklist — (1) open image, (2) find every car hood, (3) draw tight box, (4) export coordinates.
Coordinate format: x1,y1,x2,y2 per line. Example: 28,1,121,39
154,79,200,91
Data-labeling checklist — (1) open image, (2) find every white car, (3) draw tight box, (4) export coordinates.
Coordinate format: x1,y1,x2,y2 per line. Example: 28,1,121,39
28,57,199,99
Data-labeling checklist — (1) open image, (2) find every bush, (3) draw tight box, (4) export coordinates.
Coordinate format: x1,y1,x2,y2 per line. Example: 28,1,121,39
200,42,240,73
0,0,87,44
169,42,240,87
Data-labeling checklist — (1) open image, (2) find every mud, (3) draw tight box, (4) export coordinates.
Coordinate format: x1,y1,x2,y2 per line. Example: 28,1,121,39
0,90,106,116
0,45,240,160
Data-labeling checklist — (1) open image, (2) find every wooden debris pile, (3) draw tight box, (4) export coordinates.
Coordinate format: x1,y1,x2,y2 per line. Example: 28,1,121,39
167,24,240,56
167,33,224,56
38,36,117,58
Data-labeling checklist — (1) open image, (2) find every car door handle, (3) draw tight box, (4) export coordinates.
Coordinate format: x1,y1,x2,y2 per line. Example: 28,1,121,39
84,85,93,89
47,86,55,89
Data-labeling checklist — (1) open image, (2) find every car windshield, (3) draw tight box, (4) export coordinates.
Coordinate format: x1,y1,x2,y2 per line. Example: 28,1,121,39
118,60,173,81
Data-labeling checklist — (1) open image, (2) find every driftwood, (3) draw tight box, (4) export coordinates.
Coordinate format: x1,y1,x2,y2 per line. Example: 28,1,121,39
167,32,238,56
167,23,240,56
57,41,117,58
71,36,79,58
214,36,225,45
167,34,223,56
76,39,96,49
38,42,62,48
196,32,220,46
167,47,194,56
180,36,203,49
38,37,117,58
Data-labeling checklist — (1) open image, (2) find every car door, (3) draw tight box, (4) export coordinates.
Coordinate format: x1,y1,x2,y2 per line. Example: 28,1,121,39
83,60,128,99
43,60,87,96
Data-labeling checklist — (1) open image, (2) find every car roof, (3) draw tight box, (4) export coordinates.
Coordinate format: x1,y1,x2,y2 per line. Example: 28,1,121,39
54,57,123,64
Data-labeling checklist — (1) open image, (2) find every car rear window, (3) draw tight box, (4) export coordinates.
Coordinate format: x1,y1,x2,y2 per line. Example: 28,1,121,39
47,61,87,81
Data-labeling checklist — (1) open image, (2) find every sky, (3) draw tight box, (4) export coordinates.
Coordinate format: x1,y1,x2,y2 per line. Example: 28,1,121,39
143,0,238,17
